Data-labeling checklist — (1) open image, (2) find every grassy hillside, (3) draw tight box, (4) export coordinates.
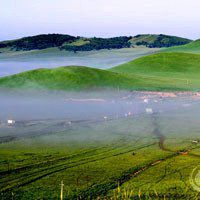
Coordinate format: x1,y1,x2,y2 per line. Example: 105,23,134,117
111,52,200,90
1,65,183,91
162,39,200,53
112,52,200,75
1,110,199,199
0,66,140,90
1,52,200,91
129,34,192,48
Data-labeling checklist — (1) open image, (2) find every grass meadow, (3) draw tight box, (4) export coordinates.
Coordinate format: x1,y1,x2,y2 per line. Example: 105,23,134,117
0,100,200,199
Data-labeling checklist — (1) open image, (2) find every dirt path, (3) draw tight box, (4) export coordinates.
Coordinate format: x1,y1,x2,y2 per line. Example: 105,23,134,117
151,113,173,152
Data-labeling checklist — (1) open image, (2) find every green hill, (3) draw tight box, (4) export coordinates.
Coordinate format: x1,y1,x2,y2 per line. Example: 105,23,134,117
129,34,192,48
1,52,200,91
162,39,200,53
2,65,179,91
111,52,200,90
0,66,140,91
111,52,200,75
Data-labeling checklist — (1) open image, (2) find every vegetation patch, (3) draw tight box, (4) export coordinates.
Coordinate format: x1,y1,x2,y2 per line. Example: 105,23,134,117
129,34,191,48
0,34,192,52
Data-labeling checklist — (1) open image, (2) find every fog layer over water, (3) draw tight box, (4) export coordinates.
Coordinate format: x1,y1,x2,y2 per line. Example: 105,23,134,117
0,90,200,143
0,48,157,77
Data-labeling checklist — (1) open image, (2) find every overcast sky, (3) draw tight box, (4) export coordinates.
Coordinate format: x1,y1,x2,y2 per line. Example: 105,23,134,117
0,0,200,41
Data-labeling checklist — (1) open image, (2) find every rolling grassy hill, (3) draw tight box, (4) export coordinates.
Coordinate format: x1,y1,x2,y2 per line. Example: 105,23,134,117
1,65,179,91
162,39,200,53
0,66,140,91
111,52,200,76
1,52,200,91
111,52,200,90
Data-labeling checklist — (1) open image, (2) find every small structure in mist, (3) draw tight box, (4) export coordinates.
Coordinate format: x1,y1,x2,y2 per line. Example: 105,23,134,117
7,119,15,126
192,140,199,144
146,108,153,114
143,99,149,103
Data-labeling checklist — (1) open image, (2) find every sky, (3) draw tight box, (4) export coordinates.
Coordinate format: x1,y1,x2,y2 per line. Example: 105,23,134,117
0,0,200,41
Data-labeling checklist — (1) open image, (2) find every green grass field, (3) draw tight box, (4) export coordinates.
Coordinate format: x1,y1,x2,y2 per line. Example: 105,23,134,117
0,108,200,200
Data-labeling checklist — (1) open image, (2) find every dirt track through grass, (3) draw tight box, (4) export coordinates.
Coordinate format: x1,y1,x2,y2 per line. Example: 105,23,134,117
74,145,200,199
74,153,180,199
0,142,157,193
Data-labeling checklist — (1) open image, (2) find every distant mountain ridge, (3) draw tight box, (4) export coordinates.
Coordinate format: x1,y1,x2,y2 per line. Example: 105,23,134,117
0,34,192,52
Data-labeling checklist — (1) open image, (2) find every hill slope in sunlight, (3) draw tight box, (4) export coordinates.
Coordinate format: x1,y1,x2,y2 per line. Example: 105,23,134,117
0,66,138,90
1,52,200,91
162,39,200,53
111,52,200,90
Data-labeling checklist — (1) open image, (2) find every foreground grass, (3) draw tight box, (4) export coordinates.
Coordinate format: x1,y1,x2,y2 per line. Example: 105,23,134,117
0,112,200,199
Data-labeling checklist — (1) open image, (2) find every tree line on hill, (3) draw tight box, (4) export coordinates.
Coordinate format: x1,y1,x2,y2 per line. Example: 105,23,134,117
59,37,132,52
0,34,192,52
2,34,76,51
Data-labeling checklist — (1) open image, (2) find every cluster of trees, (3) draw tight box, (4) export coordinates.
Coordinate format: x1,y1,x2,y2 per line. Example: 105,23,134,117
136,34,191,48
0,35,131,52
0,43,7,48
0,34,76,51
60,37,132,52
